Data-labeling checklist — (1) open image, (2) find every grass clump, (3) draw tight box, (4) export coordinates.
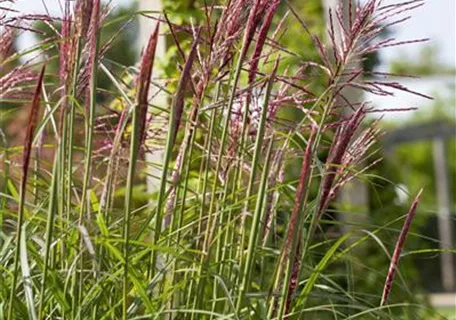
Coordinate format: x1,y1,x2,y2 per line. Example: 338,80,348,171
0,0,445,319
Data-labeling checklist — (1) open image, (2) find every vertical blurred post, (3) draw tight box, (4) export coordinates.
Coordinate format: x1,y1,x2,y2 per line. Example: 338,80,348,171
323,0,369,237
138,0,167,193
433,138,455,292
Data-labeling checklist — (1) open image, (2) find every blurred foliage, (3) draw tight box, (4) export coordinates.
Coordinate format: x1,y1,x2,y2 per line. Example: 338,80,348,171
277,0,325,62
383,89,456,294
390,45,456,76
384,86,456,208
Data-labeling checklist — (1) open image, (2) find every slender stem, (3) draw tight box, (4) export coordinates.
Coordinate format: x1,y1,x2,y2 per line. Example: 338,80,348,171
78,31,101,235
147,98,176,281
237,73,275,284
191,52,245,317
0,129,9,230
7,165,31,319
38,154,59,319
66,38,83,224
236,138,274,315
77,18,101,318
235,73,276,313
122,101,141,320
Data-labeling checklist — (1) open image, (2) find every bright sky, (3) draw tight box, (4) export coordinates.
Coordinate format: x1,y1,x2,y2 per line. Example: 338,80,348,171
377,0,455,71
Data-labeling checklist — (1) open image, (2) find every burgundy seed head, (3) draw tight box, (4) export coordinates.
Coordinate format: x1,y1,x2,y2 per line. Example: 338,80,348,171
381,189,423,306
169,30,200,148
318,106,366,219
136,22,160,148
22,65,46,179
75,0,94,38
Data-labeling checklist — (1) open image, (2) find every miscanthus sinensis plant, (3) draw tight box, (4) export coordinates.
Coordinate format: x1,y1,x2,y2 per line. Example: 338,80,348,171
0,0,441,319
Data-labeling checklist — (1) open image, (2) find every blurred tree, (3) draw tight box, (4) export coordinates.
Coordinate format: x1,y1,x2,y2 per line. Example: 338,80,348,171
390,45,456,76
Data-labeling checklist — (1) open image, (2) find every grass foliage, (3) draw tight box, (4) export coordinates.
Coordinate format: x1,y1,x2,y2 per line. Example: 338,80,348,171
0,0,448,319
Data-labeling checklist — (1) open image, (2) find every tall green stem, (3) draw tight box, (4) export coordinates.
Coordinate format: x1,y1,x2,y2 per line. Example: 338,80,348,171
235,72,276,313
38,154,59,319
122,100,141,320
